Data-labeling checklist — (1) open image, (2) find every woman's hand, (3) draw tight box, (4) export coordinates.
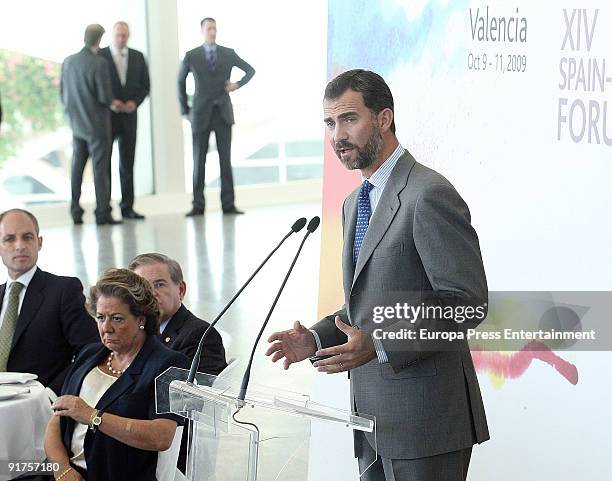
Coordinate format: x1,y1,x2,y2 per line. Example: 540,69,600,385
52,395,95,425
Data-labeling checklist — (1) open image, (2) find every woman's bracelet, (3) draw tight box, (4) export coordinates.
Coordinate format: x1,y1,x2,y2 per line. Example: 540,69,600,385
56,466,73,480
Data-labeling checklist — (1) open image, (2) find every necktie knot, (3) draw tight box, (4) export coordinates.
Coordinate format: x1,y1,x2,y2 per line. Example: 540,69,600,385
361,180,374,196
9,282,24,298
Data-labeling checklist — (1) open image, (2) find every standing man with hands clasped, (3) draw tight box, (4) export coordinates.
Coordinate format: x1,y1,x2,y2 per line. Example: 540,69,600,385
100,21,150,221
266,70,489,481
178,17,255,217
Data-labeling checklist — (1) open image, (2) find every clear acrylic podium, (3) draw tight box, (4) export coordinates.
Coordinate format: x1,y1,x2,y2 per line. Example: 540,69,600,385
156,366,376,481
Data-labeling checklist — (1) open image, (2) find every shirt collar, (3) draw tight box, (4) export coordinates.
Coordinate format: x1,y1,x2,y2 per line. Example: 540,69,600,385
361,143,405,188
159,318,171,334
110,44,128,57
203,43,217,53
10,264,37,289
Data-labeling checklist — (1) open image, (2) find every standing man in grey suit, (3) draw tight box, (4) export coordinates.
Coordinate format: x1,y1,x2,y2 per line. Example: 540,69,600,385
61,24,121,225
100,21,150,221
266,70,489,481
178,17,255,216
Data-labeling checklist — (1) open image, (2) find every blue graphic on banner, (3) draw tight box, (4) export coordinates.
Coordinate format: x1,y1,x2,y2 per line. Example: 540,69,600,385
327,0,468,78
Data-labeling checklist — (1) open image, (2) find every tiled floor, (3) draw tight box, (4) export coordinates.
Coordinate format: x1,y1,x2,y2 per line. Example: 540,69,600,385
29,202,359,480
38,203,323,396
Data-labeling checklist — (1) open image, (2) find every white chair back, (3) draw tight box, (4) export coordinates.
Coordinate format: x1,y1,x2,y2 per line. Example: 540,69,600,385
156,425,184,481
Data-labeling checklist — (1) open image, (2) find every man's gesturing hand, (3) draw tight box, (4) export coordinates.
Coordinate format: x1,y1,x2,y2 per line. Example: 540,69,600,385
266,321,317,370
312,316,376,373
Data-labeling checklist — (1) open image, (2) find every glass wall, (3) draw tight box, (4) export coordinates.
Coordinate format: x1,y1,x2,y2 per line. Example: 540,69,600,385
176,0,327,191
0,0,152,207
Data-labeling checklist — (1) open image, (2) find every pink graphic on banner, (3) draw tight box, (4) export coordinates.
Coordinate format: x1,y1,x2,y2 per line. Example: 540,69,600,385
472,341,579,386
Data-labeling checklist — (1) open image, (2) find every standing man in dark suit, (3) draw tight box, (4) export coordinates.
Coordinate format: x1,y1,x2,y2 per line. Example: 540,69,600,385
0,209,99,395
61,24,121,225
267,70,489,481
178,17,255,216
100,21,150,221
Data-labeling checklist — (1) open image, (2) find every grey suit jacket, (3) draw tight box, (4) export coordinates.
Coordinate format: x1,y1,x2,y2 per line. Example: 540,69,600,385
60,47,113,141
178,44,255,131
312,151,489,460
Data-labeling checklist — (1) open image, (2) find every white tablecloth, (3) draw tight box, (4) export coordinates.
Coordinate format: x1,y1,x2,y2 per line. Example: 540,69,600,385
0,381,53,480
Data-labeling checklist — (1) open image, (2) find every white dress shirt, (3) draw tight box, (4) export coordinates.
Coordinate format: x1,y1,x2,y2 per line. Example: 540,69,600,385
109,44,128,86
0,265,38,330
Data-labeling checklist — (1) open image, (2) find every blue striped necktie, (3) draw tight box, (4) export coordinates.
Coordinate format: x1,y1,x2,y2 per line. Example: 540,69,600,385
207,49,217,71
353,180,374,265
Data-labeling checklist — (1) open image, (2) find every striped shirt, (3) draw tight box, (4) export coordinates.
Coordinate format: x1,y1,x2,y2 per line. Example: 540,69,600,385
310,144,406,364
362,143,405,214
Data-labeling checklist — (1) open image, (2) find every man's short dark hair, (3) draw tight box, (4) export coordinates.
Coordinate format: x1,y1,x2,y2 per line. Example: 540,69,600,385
324,69,396,133
128,253,184,285
200,17,216,27
84,24,105,47
0,208,40,235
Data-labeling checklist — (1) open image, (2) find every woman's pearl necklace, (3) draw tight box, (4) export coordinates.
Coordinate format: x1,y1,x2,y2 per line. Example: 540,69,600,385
107,352,126,375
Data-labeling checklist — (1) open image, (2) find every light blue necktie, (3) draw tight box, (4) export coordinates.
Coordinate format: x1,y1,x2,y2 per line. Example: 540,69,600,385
353,180,374,265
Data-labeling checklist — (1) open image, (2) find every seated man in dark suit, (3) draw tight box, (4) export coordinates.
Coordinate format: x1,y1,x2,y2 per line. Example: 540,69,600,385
129,252,227,473
0,209,99,394
128,253,227,375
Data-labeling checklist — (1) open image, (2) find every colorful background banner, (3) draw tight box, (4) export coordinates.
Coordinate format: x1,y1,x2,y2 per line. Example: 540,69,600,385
313,1,612,479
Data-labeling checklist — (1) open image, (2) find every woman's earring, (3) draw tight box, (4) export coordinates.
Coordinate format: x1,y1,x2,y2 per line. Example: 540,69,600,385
139,325,145,330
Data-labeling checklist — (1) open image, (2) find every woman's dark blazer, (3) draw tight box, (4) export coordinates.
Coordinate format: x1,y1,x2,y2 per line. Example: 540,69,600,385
59,335,189,481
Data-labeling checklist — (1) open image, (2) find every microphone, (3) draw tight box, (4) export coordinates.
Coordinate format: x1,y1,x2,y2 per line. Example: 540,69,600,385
237,216,320,404
186,217,307,383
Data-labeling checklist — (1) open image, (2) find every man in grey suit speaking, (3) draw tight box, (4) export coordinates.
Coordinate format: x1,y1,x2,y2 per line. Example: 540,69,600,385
178,17,255,216
61,24,121,225
266,70,489,481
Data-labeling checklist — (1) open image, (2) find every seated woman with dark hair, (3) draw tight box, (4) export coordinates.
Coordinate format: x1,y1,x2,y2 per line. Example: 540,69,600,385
44,268,189,481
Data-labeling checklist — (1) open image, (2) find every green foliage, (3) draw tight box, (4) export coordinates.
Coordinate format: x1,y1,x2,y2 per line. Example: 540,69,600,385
0,49,64,166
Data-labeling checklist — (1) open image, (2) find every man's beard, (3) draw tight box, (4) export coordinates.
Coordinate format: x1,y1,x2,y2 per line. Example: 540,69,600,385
334,126,383,171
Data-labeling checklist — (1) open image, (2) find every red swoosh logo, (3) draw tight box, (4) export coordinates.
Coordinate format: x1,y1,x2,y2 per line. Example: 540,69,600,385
472,341,579,385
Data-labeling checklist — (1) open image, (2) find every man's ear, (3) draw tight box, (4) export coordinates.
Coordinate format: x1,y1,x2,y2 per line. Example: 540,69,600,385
378,108,394,133
37,235,43,252
178,281,187,301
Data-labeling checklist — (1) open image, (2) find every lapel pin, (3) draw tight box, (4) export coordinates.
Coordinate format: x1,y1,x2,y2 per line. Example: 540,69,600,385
165,337,171,343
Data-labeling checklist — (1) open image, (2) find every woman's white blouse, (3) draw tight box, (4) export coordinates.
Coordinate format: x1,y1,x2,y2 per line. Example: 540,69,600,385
70,367,117,469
